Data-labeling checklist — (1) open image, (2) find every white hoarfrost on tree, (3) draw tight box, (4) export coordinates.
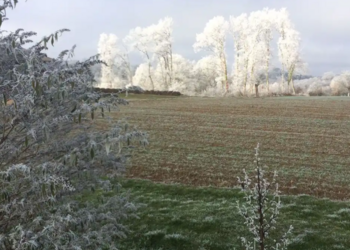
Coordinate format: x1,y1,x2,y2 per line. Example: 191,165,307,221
126,17,174,91
97,33,119,88
276,9,305,94
133,62,154,90
230,10,274,96
98,33,133,89
254,8,276,95
322,71,335,82
194,55,221,85
96,9,308,97
194,16,229,93
115,43,134,89
247,9,276,96
0,1,148,249
229,8,305,97
193,55,221,94
152,17,174,90
330,71,350,96
230,13,252,95
124,26,156,90
165,54,193,93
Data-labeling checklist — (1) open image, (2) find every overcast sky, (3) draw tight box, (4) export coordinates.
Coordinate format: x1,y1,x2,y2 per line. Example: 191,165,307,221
3,0,350,76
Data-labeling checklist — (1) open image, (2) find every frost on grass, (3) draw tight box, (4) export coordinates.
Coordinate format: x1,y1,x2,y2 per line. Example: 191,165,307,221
144,230,166,236
164,233,187,240
336,208,350,214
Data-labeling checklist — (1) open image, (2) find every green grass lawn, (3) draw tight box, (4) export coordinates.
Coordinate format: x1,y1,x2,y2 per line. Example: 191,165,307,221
122,178,350,250
78,178,350,250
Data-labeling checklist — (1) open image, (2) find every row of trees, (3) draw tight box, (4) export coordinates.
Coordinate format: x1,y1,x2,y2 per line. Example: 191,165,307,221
97,8,306,97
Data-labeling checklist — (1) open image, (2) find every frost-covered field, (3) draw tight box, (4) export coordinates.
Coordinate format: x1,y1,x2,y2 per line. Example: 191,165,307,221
95,95,350,200
88,94,350,249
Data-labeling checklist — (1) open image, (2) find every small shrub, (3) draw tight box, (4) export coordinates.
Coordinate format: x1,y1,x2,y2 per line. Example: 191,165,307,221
237,143,293,250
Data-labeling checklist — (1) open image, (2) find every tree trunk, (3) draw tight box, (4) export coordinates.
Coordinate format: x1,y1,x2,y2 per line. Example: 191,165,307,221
250,64,256,95
287,64,296,94
243,73,248,96
266,48,270,96
242,59,249,96
291,78,296,95
221,53,229,93
281,67,285,93
255,84,259,98
169,44,173,86
145,52,154,90
279,31,286,95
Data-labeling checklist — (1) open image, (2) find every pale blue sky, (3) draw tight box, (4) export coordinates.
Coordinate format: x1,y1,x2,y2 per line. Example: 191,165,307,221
3,0,350,76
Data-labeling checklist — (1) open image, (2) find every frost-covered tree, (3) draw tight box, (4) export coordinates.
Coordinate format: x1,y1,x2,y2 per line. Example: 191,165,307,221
124,26,156,90
230,13,252,95
251,9,276,95
321,71,335,82
194,16,229,93
330,71,350,96
126,17,174,91
133,62,154,90
165,54,193,93
276,8,305,94
237,143,293,250
230,8,304,97
97,34,134,89
115,41,134,89
152,17,174,90
230,9,276,96
193,55,221,93
0,1,147,249
97,33,119,88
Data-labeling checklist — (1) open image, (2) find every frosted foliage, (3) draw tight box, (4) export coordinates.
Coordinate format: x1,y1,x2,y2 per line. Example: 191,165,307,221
133,63,154,89
228,8,305,95
168,54,194,93
153,54,193,92
322,71,335,81
194,16,229,92
0,1,148,249
237,144,293,250
124,26,155,61
229,14,250,87
98,33,119,88
124,25,157,90
153,17,174,90
193,16,228,54
290,76,334,96
99,9,344,97
330,71,350,96
193,55,221,92
278,29,302,70
153,17,173,57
